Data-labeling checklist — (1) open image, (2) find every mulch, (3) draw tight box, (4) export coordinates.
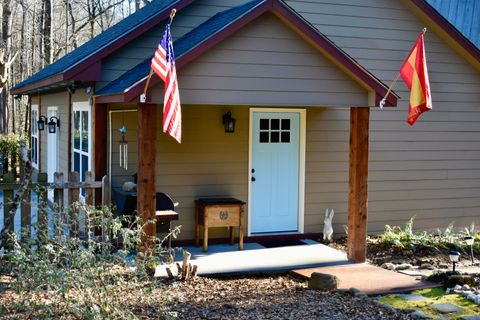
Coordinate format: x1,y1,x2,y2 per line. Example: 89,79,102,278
161,275,415,319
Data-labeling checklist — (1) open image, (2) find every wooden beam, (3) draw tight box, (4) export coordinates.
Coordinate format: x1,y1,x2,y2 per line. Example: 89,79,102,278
347,107,370,263
137,103,157,243
92,102,107,204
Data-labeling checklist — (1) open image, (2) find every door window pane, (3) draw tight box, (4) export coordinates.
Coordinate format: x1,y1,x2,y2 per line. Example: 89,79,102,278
81,155,89,181
74,111,80,149
281,119,290,130
281,132,290,143
260,132,269,143
81,111,89,152
271,119,280,130
74,152,80,173
270,131,279,143
260,119,269,130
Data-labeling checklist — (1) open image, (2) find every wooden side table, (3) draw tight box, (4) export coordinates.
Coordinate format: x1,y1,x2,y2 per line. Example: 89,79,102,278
195,198,245,252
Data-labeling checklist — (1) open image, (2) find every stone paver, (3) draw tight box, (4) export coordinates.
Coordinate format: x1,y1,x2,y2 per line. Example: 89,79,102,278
396,293,426,301
460,316,480,320
431,303,464,313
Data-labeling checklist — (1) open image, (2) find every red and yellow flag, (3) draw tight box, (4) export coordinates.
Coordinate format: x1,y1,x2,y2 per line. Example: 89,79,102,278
400,32,432,125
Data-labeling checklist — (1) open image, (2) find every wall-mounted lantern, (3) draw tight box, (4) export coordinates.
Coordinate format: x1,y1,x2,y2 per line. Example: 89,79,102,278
37,115,47,131
48,116,60,133
222,111,235,133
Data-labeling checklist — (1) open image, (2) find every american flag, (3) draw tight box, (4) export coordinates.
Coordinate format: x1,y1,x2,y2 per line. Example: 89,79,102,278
151,22,182,143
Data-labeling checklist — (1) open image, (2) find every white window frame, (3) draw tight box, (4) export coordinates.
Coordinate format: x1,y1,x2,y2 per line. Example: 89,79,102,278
72,102,92,196
31,104,39,169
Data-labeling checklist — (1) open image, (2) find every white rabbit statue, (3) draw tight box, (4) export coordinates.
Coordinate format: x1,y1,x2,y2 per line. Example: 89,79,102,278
323,208,334,242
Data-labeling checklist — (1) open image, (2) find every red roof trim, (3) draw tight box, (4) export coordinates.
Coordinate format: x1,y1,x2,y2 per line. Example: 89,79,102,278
11,73,65,95
125,0,398,107
411,0,480,62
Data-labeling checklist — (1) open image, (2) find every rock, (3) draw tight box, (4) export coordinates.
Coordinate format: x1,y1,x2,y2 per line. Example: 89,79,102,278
446,275,477,289
390,258,405,264
381,263,396,270
396,263,413,270
466,293,476,301
462,290,473,297
308,272,338,291
410,310,428,319
463,284,471,290
396,293,426,301
460,316,480,320
431,303,464,313
475,296,480,305
419,263,434,270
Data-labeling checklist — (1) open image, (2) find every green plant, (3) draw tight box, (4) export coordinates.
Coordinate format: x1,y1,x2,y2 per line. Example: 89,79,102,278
376,217,480,255
0,134,22,175
0,200,181,319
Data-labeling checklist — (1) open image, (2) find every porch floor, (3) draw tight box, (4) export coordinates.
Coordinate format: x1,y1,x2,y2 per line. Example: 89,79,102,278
156,240,350,276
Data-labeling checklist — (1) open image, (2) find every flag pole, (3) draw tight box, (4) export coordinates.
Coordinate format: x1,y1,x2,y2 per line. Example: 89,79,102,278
379,27,427,109
141,9,177,102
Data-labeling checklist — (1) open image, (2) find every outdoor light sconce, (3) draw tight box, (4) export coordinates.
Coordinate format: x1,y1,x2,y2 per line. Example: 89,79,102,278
37,115,47,131
222,111,235,133
465,236,475,264
48,116,60,133
449,251,461,272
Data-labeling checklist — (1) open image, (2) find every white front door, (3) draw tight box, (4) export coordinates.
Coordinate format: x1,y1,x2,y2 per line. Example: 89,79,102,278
47,107,59,201
250,110,304,234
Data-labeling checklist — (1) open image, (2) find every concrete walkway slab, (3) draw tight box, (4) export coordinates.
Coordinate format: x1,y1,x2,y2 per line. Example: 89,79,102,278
292,264,440,295
156,242,350,277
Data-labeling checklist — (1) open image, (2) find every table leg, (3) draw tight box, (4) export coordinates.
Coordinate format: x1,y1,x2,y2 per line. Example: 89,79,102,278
195,205,200,246
239,208,244,250
229,226,235,245
203,225,208,252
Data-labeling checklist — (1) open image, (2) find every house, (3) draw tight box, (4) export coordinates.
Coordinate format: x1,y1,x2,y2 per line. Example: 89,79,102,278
11,0,480,262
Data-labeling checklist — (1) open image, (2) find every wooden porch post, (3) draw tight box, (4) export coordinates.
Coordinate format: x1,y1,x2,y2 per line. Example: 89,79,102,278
93,102,107,204
347,106,370,263
137,103,157,242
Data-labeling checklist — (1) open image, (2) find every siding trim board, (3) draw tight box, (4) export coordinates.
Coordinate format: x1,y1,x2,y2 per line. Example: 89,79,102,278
96,0,399,107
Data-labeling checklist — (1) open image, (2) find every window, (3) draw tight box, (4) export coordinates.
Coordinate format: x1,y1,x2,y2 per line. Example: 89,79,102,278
259,118,290,143
31,105,39,169
72,102,91,196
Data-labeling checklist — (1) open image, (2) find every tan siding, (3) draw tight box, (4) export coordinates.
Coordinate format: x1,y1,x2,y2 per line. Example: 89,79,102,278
152,13,368,107
155,105,249,240
286,0,480,234
108,107,138,190
39,92,69,177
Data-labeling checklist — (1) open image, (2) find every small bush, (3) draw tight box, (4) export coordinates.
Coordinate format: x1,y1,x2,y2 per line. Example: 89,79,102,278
0,201,180,319
375,217,480,255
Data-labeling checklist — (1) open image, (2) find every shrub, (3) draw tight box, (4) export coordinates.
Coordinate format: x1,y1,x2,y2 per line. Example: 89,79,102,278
376,217,480,255
0,201,180,319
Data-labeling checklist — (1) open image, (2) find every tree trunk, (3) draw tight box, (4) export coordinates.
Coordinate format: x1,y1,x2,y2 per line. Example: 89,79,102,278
0,0,13,134
43,0,52,65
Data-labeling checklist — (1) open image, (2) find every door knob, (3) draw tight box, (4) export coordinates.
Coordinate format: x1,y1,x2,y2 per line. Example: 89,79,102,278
251,168,255,173
251,177,256,182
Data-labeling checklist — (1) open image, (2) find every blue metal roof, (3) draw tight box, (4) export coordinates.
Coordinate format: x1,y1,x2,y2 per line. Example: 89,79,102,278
96,0,265,96
427,0,480,48
13,0,181,91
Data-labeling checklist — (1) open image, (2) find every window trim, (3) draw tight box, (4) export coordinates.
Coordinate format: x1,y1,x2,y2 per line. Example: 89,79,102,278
31,104,39,169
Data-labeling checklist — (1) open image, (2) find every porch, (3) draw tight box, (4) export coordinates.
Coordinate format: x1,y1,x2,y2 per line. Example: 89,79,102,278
100,104,371,262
